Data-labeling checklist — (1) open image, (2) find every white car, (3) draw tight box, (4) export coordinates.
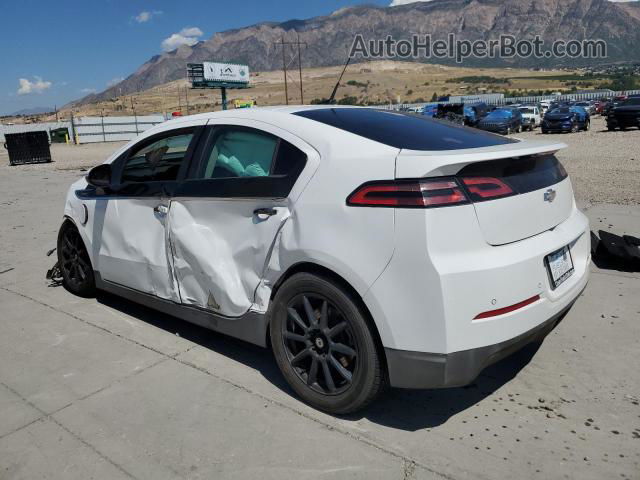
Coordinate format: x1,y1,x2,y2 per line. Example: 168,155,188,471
56,107,590,413
518,106,542,130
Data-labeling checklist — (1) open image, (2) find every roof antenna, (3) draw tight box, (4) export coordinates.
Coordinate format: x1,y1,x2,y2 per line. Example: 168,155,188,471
326,55,352,104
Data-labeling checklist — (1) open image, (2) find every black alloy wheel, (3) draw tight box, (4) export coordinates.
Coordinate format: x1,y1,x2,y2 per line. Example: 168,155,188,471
57,221,95,297
270,273,385,414
282,293,358,395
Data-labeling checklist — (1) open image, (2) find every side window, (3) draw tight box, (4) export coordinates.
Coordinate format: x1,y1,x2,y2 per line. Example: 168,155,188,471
121,132,194,183
273,138,306,176
197,128,278,179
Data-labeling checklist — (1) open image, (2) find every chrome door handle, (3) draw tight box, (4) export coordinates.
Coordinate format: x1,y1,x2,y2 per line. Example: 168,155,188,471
154,204,169,216
253,207,277,217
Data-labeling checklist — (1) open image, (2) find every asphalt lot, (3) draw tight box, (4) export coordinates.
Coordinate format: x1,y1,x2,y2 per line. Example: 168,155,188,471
0,126,639,479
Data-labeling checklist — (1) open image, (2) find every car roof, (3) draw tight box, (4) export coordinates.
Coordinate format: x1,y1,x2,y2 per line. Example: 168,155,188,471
145,106,565,156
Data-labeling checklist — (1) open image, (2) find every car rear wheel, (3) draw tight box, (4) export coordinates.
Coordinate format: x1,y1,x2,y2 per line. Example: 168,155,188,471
57,221,95,297
270,273,385,414
584,121,590,131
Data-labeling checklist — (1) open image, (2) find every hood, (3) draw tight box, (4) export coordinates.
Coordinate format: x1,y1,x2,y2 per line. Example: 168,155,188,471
544,112,574,121
479,116,511,125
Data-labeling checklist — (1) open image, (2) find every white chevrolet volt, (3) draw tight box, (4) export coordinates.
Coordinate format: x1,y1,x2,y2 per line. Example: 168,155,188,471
56,107,590,413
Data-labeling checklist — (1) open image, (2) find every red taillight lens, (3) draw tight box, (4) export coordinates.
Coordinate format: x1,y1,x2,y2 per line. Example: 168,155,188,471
347,179,468,208
461,177,515,201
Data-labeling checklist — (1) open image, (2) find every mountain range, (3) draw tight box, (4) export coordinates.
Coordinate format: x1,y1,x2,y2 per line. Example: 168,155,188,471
75,0,640,106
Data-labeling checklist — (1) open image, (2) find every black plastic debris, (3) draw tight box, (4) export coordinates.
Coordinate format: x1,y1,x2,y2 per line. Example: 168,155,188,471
4,131,52,165
591,230,640,271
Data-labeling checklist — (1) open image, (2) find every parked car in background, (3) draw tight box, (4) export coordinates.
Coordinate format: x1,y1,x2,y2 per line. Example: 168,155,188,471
54,106,590,413
539,100,553,117
435,103,465,125
603,96,628,116
477,107,524,135
463,102,490,127
541,106,590,134
595,99,609,116
606,97,640,131
518,105,541,131
574,101,596,116
421,104,438,118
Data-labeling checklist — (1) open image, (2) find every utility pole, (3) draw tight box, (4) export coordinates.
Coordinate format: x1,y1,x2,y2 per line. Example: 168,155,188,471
185,86,190,115
54,105,58,122
297,32,304,104
274,35,307,105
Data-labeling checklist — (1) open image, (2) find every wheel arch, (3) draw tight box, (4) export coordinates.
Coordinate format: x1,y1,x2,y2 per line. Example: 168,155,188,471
267,261,389,377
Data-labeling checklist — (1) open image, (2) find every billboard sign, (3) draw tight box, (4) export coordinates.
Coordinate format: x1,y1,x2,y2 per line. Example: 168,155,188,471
202,62,250,84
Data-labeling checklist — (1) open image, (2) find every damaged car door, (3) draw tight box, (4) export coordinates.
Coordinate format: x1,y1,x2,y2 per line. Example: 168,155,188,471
169,123,307,317
96,128,200,300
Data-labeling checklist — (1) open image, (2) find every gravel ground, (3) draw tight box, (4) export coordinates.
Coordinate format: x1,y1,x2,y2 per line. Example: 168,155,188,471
513,115,640,206
1,115,638,205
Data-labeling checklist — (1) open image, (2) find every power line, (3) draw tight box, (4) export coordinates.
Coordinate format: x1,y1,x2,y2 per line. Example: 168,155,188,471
273,34,307,105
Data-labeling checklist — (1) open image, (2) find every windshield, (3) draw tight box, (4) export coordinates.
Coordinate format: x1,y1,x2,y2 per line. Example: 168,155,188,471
519,107,535,114
548,108,572,115
622,98,640,106
485,109,513,120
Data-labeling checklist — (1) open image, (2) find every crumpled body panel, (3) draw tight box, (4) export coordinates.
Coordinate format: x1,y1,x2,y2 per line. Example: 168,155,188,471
96,197,180,301
169,199,290,318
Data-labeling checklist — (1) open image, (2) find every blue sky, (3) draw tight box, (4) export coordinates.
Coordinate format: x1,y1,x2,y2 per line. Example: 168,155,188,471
0,0,392,115
1,0,636,115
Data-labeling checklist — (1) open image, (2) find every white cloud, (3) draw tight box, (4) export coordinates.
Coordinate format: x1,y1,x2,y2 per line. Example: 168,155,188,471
389,0,434,5
107,77,124,87
81,88,97,94
134,10,162,23
161,27,203,52
17,77,52,95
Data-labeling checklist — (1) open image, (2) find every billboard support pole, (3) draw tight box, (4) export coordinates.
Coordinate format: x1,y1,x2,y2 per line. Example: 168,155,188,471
221,87,228,111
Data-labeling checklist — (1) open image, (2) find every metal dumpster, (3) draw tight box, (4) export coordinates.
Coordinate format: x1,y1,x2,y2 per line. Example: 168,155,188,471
50,127,69,144
3,131,52,165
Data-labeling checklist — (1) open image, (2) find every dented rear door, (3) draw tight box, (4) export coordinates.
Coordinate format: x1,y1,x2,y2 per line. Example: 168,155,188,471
169,122,315,318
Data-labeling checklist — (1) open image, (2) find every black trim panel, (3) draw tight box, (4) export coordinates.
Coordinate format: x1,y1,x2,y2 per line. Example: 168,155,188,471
95,273,268,347
385,299,579,389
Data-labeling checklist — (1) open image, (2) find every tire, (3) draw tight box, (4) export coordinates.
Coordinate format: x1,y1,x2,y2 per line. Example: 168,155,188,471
541,129,548,134
57,220,96,297
584,121,590,131
571,124,578,133
607,126,615,131
270,273,385,414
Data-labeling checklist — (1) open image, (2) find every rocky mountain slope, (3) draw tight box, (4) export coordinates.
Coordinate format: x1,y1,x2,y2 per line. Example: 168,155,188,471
76,0,640,105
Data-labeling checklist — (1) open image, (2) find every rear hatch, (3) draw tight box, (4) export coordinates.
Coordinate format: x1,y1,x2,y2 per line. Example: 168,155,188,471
396,141,572,245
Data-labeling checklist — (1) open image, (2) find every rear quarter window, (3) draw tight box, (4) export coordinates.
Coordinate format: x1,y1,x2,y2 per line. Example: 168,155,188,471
293,108,518,151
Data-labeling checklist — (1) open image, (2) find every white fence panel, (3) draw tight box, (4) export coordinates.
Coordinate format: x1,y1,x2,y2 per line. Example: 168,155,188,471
0,122,71,143
75,115,166,144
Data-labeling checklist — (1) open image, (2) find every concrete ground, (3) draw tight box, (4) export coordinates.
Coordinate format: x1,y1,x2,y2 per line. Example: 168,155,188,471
0,140,639,480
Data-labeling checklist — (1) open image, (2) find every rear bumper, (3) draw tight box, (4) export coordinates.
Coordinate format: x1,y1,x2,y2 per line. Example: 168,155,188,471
385,298,577,389
606,117,640,128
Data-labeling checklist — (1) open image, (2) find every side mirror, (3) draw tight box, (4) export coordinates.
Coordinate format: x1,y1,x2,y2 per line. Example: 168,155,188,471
87,164,112,188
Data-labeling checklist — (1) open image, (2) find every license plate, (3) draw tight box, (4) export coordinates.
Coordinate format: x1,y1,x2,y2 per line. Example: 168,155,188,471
546,246,574,289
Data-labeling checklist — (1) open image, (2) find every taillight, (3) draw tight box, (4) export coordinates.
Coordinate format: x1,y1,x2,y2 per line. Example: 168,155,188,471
347,179,468,208
461,177,515,202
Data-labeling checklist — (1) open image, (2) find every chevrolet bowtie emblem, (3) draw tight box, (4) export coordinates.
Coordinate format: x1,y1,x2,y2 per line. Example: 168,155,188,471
544,188,557,203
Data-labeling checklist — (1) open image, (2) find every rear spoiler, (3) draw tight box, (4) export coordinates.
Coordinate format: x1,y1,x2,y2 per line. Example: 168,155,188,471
396,140,567,178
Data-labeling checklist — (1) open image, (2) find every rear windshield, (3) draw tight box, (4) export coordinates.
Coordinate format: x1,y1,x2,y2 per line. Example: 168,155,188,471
293,108,517,151
457,154,568,194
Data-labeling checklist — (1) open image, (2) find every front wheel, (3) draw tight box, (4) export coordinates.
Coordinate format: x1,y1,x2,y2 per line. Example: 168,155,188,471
584,121,590,131
57,220,95,297
270,273,385,414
